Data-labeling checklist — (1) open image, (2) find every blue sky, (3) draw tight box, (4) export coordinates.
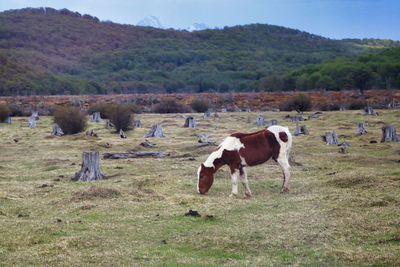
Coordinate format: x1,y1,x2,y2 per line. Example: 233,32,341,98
1,0,399,40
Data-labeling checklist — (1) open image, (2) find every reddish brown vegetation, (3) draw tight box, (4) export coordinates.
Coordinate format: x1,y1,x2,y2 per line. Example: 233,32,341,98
1,90,399,113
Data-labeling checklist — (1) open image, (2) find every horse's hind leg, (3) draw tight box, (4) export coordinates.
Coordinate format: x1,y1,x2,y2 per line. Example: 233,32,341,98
277,154,291,193
239,167,251,198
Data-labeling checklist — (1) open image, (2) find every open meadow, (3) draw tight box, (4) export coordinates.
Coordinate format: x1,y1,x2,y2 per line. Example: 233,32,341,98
0,110,399,266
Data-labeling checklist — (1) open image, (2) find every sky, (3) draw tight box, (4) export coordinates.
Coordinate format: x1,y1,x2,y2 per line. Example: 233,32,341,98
0,0,399,40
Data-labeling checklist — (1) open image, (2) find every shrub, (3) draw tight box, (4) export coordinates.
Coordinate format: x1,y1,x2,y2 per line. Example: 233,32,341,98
190,98,210,113
0,104,11,122
88,103,114,119
108,105,133,131
281,94,312,112
319,103,341,111
152,100,191,113
348,100,365,110
53,106,87,134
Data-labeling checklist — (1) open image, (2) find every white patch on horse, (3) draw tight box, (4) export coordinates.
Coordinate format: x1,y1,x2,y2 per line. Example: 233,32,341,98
197,166,201,193
267,125,292,191
203,136,244,168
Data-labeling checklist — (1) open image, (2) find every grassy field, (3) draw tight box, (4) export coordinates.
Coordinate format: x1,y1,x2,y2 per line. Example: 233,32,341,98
0,110,399,266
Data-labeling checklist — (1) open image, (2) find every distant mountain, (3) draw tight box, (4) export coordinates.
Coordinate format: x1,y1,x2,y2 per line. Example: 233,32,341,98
137,16,164,29
187,23,210,32
0,7,399,96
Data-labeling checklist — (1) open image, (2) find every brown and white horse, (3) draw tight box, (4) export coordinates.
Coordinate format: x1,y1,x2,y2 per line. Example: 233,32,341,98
197,125,292,197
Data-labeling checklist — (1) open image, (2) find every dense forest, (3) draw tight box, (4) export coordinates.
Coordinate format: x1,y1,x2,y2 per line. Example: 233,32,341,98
260,48,400,93
0,7,399,96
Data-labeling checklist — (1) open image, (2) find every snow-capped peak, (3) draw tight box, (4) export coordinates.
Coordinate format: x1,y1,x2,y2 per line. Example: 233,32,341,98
137,16,164,29
187,23,210,32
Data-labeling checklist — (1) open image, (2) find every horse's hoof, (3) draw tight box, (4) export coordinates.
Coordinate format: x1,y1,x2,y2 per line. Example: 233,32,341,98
229,193,237,198
245,192,252,198
280,187,289,193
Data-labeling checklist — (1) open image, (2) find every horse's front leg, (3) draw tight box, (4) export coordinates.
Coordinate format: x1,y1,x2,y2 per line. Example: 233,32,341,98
229,170,240,198
239,167,252,198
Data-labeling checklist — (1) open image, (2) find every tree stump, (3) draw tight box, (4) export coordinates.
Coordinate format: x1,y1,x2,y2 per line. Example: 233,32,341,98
105,120,114,128
356,122,368,136
198,134,216,144
133,120,142,128
91,112,102,122
290,116,306,122
120,129,127,138
267,119,278,127
322,131,338,145
308,114,320,119
72,152,105,181
293,125,309,136
245,107,251,112
28,117,36,127
221,108,227,113
140,139,156,147
86,129,98,137
51,124,64,136
144,125,165,138
381,126,400,142
253,115,265,126
4,117,11,124
202,112,212,118
363,106,377,116
31,111,39,120
339,144,348,154
184,116,196,128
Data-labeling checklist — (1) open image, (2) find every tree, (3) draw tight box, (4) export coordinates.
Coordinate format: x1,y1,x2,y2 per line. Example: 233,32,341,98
349,66,373,105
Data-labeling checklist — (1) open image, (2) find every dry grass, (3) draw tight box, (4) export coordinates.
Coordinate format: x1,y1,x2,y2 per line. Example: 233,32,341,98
0,110,399,266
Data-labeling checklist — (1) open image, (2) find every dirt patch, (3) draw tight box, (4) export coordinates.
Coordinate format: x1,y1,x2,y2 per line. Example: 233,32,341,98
72,186,121,200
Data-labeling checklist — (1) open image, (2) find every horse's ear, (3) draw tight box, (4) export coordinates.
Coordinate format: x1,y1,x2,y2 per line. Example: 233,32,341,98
201,163,205,168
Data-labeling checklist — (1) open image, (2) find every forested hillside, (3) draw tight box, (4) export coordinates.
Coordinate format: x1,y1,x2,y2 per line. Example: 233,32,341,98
262,47,400,92
0,7,399,95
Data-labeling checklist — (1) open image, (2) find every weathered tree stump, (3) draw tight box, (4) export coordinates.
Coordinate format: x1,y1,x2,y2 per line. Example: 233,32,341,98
144,124,165,138
322,131,338,145
290,116,306,122
253,115,266,126
184,116,196,128
105,120,114,128
103,151,169,159
91,112,102,122
339,144,348,154
202,111,212,118
363,106,377,116
3,117,11,124
28,117,36,127
86,129,98,137
356,122,368,136
51,124,64,136
221,108,227,113
293,125,309,136
133,120,142,128
308,114,320,119
381,126,400,142
31,111,39,120
198,134,216,144
120,129,127,138
245,107,251,112
72,152,105,181
140,139,156,147
267,119,278,127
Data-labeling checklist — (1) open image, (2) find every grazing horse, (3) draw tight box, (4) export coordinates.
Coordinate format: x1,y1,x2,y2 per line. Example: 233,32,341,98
197,125,292,197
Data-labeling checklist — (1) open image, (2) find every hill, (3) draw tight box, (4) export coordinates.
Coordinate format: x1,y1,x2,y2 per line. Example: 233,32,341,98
0,7,399,96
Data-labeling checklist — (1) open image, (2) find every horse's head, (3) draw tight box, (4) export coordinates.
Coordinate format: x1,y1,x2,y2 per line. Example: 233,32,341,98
197,163,214,194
